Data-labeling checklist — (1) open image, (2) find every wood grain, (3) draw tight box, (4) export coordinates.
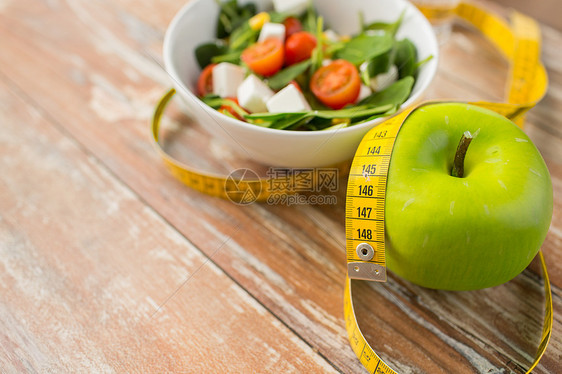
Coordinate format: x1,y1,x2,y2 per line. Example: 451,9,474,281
0,82,338,373
0,0,561,373
490,0,562,32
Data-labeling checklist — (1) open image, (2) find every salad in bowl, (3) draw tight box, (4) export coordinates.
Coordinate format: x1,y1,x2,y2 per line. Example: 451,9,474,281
194,0,433,131
163,0,438,166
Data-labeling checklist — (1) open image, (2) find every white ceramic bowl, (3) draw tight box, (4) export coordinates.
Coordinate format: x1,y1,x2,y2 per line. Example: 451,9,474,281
164,0,438,167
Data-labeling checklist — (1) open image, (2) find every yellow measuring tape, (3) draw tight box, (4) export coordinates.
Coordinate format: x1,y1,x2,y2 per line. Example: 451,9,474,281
344,4,551,373
152,2,552,372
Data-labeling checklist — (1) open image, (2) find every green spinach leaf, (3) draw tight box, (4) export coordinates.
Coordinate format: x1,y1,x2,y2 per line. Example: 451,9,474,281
271,113,311,130
300,2,318,33
201,94,223,108
195,42,228,69
216,0,257,38
229,22,259,51
359,76,414,107
394,38,417,79
211,49,243,64
245,103,394,130
245,111,303,121
352,107,398,126
267,60,312,90
363,10,405,36
314,104,394,119
334,34,393,65
310,16,325,74
360,47,396,85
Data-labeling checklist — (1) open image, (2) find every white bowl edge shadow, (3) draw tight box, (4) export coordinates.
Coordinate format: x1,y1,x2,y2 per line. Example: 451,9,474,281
163,0,439,167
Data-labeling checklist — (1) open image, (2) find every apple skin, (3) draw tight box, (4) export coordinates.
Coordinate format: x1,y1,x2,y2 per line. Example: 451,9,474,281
385,103,553,291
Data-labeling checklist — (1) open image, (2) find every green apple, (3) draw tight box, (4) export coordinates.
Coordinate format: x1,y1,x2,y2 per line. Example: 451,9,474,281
385,103,553,291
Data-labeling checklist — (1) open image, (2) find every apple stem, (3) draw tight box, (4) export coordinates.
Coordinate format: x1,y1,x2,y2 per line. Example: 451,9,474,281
451,130,477,178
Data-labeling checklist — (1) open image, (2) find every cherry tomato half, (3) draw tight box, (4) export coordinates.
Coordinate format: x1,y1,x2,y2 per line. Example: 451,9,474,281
197,63,216,96
310,59,361,109
284,31,317,66
241,38,284,77
283,17,302,39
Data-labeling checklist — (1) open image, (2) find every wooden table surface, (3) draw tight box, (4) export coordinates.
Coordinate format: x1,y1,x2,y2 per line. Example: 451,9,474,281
1,0,561,373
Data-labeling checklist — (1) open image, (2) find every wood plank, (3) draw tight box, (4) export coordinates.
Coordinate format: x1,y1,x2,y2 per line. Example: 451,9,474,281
0,83,337,372
489,0,562,31
0,0,560,372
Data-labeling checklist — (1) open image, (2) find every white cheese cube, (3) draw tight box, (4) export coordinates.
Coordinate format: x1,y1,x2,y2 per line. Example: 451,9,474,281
212,62,245,98
323,29,339,42
359,61,369,75
357,84,372,102
237,75,275,113
272,0,309,16
370,64,399,92
266,84,311,113
258,23,286,43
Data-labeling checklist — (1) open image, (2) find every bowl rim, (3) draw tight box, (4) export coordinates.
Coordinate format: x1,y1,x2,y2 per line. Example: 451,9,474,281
163,0,439,137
